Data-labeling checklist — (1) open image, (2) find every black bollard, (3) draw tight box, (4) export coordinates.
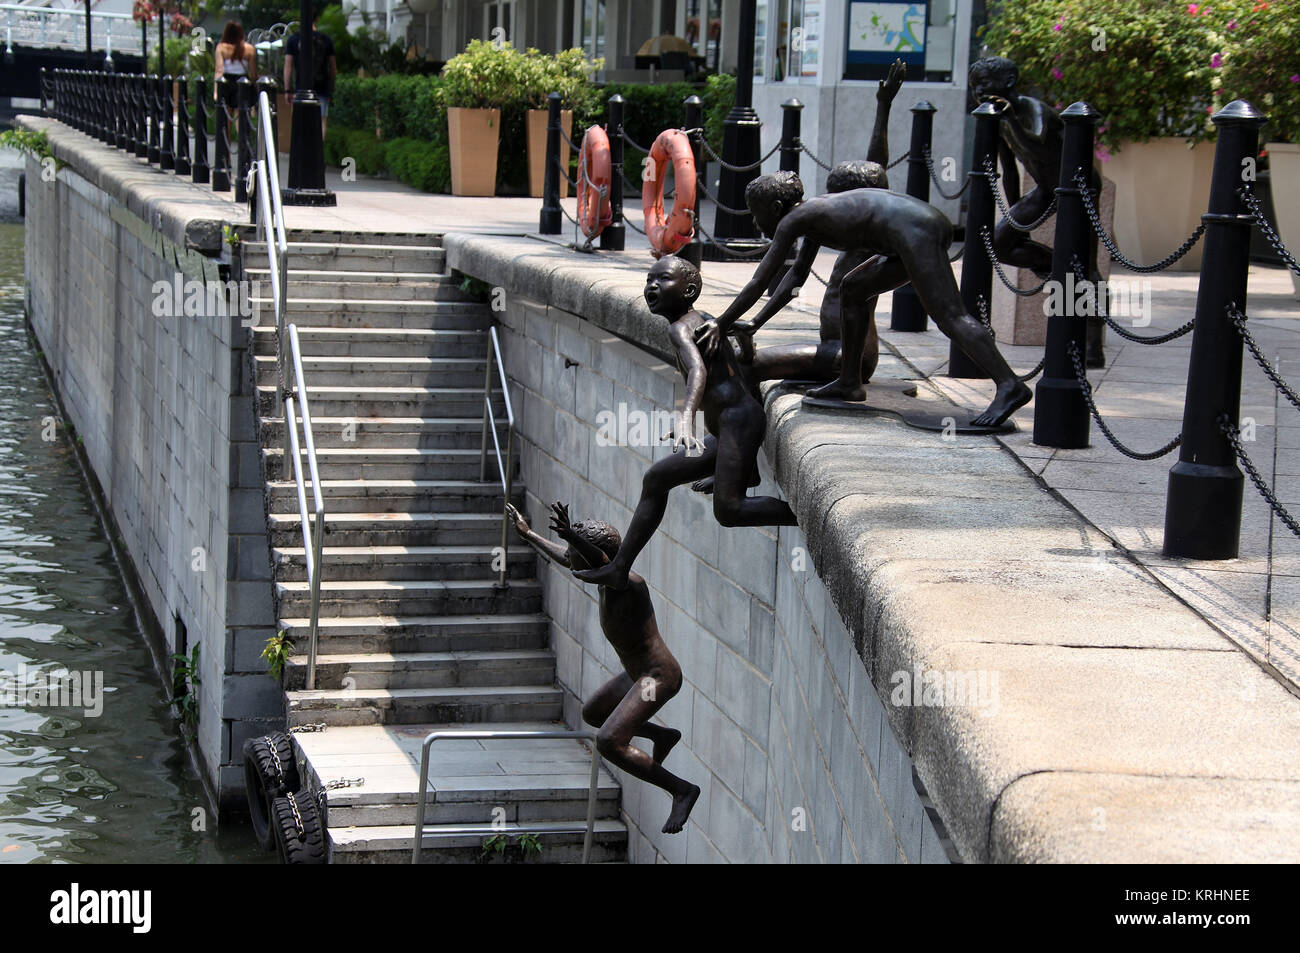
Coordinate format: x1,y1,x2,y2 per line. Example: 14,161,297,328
709,0,763,255
601,93,626,252
192,76,210,184
950,101,1000,379
678,94,704,267
146,74,160,165
539,91,562,235
160,75,175,171
1162,100,1268,560
134,75,149,159
175,78,191,176
765,97,805,292
236,77,254,202
892,102,937,331
212,77,231,192
1033,102,1100,450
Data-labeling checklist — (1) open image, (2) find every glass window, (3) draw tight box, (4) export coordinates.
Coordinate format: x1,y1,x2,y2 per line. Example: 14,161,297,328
842,0,957,82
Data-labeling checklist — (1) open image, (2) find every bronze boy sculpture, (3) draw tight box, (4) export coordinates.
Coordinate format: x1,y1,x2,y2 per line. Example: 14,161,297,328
506,501,700,834
574,256,797,590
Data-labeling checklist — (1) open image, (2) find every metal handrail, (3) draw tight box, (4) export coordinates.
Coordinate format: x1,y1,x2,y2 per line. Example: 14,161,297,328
478,326,515,588
411,729,602,865
287,325,326,690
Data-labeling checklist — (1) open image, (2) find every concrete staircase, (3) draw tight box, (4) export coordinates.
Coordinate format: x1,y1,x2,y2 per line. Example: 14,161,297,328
245,230,625,863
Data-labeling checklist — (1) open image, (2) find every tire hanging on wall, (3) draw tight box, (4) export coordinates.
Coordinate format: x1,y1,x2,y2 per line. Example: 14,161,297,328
243,732,300,852
272,790,328,864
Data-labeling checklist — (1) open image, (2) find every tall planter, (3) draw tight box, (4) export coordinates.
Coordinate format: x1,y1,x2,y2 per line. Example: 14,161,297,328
527,108,573,199
1103,138,1215,272
447,107,501,196
1266,142,1300,299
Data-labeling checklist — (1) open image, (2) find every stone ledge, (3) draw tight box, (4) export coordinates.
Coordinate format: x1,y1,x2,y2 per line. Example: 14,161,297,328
16,115,239,255
449,230,1300,863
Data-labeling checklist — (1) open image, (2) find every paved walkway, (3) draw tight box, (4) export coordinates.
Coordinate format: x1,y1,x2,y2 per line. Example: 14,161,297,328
272,170,1300,692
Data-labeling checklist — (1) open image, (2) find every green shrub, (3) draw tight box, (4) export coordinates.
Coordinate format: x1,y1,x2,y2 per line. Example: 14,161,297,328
384,137,451,192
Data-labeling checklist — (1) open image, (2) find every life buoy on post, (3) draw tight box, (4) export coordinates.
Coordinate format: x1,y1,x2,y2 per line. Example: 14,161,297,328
577,126,613,239
642,129,698,257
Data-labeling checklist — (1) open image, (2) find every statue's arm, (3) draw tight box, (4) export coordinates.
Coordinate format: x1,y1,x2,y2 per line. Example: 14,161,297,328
670,320,709,430
564,535,610,571
868,58,905,168
715,223,800,332
505,503,572,566
747,237,822,332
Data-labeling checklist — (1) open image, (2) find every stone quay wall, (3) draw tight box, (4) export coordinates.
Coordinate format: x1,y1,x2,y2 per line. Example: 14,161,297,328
21,120,280,814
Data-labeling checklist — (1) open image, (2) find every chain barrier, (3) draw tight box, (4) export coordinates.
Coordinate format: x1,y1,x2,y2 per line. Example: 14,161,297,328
1075,170,1205,273
324,776,366,790
1241,187,1300,278
982,227,1049,296
289,722,328,733
808,267,830,287
1065,256,1194,345
1068,341,1181,459
796,139,834,173
700,137,782,172
286,790,305,837
972,299,1041,379
949,242,964,263
887,153,909,170
1221,416,1300,539
558,126,582,153
698,181,751,217
922,146,971,200
695,219,772,258
1229,305,1300,413
620,129,654,155
982,156,1057,232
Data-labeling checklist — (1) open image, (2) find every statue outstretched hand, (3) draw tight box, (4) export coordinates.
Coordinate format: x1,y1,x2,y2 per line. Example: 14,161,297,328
548,502,580,544
662,413,705,455
504,502,530,539
694,317,722,357
878,58,906,103
730,320,757,363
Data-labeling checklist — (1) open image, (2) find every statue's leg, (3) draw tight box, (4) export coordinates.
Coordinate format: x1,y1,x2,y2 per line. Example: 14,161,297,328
583,671,681,763
808,255,907,401
572,443,718,588
993,185,1054,275
596,667,700,833
711,404,797,528
903,243,1033,427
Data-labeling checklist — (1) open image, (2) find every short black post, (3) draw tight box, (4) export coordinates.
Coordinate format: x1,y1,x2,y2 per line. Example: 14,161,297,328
146,73,160,165
891,101,937,331
708,0,763,257
1163,100,1268,560
678,94,704,267
134,75,148,159
192,76,210,183
282,1,336,206
174,77,191,175
160,75,175,170
111,74,124,149
779,98,802,173
40,68,48,115
950,101,1000,379
236,76,253,201
122,74,136,153
1033,102,1100,450
212,77,231,191
601,93,626,251
257,76,279,155
539,91,562,234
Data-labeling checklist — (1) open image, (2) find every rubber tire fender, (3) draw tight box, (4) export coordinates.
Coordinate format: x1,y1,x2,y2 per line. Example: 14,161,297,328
243,732,300,852
272,790,328,864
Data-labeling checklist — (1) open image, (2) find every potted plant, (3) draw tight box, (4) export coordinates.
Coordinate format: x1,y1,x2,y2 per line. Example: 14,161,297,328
983,1,1225,270
1218,3,1300,298
523,48,601,199
441,40,526,196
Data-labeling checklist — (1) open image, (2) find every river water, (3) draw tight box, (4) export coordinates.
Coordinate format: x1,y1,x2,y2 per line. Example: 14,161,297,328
0,149,263,863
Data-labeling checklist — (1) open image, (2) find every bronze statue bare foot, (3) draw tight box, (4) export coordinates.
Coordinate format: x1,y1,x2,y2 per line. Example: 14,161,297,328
807,378,868,402
663,783,701,834
970,379,1033,428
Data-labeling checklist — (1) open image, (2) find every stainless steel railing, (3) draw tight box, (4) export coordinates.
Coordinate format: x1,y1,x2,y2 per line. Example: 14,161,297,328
478,326,515,588
252,89,325,690
411,729,603,864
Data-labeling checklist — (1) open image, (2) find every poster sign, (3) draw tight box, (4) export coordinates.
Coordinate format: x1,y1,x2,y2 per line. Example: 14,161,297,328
800,0,822,78
845,1,927,75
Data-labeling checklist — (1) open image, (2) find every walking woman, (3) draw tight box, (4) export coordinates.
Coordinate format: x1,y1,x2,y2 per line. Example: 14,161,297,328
214,20,258,107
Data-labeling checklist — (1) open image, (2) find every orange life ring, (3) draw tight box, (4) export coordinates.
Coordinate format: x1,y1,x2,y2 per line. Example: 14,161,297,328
642,129,697,257
577,126,613,239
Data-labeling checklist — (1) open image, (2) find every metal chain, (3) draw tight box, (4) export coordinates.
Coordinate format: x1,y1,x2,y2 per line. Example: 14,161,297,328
1074,170,1205,273
265,734,286,785
982,227,1048,296
286,790,305,837
558,126,582,153
797,139,834,172
1068,342,1182,459
701,137,781,172
1015,356,1046,382
1241,187,1300,278
624,214,647,235
698,181,751,216
1066,255,1194,344
808,267,830,287
887,153,909,170
974,296,1040,379
552,153,578,190
950,242,964,263
1222,416,1300,538
923,146,971,200
324,776,365,790
982,156,1057,231
620,129,654,155
289,722,328,733
1229,305,1300,413
695,220,772,258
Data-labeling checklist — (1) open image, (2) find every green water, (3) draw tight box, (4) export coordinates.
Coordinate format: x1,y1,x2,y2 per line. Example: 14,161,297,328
0,174,264,862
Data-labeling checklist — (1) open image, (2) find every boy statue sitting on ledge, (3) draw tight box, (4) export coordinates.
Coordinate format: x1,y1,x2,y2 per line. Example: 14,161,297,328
574,255,797,591
506,501,700,834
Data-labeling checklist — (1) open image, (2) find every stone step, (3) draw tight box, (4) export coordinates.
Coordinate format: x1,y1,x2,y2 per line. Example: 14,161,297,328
252,327,485,358
277,613,548,654
257,384,500,418
329,820,627,864
260,416,486,451
276,577,542,617
267,479,521,514
284,648,556,691
254,354,487,388
286,684,563,727
271,231,443,247
249,298,489,331
269,510,506,547
243,241,446,273
245,269,461,302
265,446,496,482
272,543,534,582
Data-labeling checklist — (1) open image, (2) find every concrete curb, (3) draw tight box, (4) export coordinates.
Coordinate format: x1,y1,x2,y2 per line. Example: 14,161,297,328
450,230,1300,862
